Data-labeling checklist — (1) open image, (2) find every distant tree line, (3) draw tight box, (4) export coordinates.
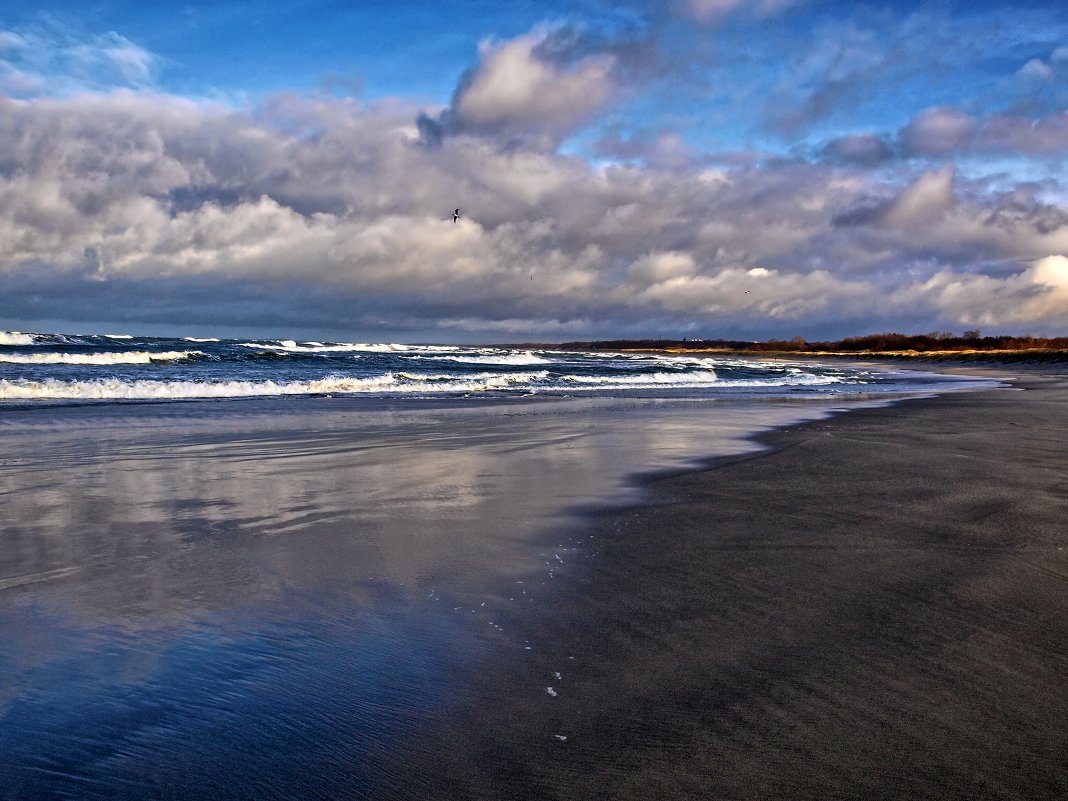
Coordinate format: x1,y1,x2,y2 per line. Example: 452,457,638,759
555,332,1068,354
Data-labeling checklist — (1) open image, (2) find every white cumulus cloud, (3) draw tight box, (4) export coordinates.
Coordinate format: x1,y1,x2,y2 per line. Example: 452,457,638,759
441,30,618,149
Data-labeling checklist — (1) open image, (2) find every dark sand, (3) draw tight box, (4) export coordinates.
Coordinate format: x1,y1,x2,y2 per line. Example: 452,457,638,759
410,373,1068,800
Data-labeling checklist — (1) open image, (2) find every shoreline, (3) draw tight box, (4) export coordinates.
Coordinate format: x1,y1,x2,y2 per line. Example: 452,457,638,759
402,368,1068,800
632,348,1068,362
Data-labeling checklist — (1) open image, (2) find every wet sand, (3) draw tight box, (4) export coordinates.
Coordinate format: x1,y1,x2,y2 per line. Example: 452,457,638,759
414,372,1068,800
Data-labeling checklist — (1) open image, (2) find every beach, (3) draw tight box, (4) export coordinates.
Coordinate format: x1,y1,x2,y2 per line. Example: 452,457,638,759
0,367,1065,799
7,0,1068,796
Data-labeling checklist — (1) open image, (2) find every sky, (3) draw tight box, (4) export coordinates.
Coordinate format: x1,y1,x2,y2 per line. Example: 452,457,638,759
1,0,1067,342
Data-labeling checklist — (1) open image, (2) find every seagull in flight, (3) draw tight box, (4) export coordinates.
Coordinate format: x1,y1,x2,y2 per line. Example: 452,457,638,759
453,208,461,223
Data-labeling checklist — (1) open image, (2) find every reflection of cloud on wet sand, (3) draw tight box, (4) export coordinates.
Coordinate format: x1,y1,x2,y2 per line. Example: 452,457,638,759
0,397,835,631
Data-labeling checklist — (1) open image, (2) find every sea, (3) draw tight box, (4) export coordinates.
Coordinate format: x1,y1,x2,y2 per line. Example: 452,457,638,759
0,328,999,799
0,329,979,403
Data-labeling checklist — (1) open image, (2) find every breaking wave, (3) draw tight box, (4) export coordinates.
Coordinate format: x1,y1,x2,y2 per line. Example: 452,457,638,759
236,340,465,354
0,367,860,400
0,371,549,400
237,340,371,354
564,370,721,386
0,350,201,365
562,370,844,388
0,331,37,346
412,352,551,366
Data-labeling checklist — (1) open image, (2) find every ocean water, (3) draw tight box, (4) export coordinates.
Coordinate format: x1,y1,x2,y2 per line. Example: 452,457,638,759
0,330,997,799
0,329,971,403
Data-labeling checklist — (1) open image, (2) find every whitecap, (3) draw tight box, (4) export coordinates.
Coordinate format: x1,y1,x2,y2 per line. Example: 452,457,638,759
0,331,36,346
237,341,391,354
413,352,551,366
563,370,721,386
0,370,551,400
0,350,201,366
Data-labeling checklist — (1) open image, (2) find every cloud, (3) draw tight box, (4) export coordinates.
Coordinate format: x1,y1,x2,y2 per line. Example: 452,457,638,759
618,260,871,321
899,107,976,157
0,25,159,97
1017,58,1053,81
819,133,892,165
975,112,1068,156
720,6,1068,141
1011,42,1068,87
86,32,157,84
880,167,955,227
1,90,1067,339
412,5,1068,160
822,106,1068,163
902,107,1068,158
626,251,697,284
679,0,802,24
0,31,30,52
592,129,699,169
426,29,619,150
896,255,1068,328
1030,253,1068,289
761,18,887,134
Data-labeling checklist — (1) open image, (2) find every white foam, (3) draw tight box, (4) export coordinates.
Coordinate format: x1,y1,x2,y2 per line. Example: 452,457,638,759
560,369,846,390
1,368,850,398
659,355,723,369
237,340,385,354
0,370,549,400
0,331,36,346
0,350,200,365
242,341,542,360
570,351,759,370
564,370,722,386
414,352,551,366
183,336,221,343
103,334,133,340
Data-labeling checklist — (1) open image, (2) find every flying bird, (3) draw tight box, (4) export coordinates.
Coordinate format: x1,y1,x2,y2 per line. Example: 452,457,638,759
453,208,461,223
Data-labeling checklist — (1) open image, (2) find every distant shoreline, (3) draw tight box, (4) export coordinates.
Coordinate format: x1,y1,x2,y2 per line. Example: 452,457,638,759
499,338,1068,363
631,347,1068,363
